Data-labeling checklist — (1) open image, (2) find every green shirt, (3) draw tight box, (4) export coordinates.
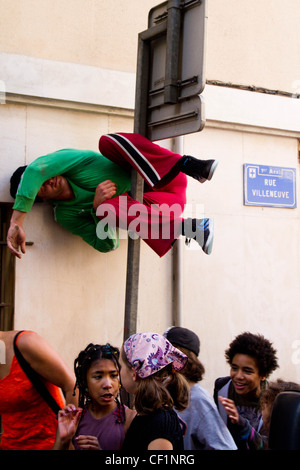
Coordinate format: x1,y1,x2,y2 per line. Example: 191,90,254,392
13,149,131,253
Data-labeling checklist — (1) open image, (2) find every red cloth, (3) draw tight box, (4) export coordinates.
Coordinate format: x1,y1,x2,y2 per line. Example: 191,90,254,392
98,133,187,257
0,331,65,450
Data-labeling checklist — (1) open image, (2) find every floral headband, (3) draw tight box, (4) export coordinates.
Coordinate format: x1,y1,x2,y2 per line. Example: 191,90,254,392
123,332,187,378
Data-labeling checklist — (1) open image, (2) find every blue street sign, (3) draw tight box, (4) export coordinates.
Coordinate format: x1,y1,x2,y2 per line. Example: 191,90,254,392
244,164,297,208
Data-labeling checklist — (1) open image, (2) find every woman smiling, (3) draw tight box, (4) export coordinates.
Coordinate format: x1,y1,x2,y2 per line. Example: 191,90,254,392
214,332,279,450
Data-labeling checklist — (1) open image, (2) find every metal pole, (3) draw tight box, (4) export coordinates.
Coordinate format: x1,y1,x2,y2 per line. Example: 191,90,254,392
123,0,183,340
122,33,151,408
164,0,182,104
123,34,150,342
172,136,184,327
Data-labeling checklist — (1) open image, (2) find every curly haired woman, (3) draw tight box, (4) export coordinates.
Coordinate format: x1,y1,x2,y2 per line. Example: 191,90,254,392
214,331,279,450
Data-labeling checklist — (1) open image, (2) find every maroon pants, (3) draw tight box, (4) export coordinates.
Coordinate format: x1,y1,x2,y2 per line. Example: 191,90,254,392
98,133,187,257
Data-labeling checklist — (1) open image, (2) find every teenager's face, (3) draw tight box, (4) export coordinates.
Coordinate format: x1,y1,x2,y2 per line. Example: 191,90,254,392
86,358,120,410
230,353,265,398
37,175,69,201
119,351,137,395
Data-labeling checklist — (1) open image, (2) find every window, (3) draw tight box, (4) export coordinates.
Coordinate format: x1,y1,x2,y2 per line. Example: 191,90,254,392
0,204,15,331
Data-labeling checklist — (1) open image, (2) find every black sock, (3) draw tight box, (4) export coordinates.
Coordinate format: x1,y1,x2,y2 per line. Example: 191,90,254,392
181,218,197,236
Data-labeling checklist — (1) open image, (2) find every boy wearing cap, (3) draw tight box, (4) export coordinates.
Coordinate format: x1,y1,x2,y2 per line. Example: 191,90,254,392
164,326,237,450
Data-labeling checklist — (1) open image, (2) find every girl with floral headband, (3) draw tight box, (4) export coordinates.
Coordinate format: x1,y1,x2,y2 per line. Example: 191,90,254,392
119,332,189,451
53,343,136,450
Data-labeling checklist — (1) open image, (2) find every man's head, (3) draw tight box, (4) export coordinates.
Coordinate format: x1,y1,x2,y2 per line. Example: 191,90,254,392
10,166,70,202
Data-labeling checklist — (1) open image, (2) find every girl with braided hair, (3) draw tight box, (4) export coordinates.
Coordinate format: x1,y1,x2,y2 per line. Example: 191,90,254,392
53,343,136,450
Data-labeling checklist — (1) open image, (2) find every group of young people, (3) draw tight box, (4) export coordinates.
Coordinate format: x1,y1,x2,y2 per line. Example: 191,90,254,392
3,133,299,451
1,326,298,451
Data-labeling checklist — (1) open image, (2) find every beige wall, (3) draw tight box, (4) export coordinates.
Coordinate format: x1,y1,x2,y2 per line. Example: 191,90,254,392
0,0,158,72
1,0,299,91
1,0,300,395
206,0,300,94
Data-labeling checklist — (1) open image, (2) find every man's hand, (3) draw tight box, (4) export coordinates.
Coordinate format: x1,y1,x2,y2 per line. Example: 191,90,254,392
7,210,27,258
219,396,240,424
7,224,26,259
93,180,117,211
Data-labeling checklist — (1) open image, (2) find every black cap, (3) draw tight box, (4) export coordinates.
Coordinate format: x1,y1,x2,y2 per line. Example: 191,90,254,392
10,166,27,198
10,165,43,203
164,326,200,356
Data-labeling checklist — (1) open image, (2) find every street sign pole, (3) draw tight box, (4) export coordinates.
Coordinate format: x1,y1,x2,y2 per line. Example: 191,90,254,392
164,0,182,104
123,0,207,342
123,12,169,342
123,33,148,342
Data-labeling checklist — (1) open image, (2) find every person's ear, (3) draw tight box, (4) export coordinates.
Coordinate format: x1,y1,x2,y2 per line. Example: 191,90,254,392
132,369,138,382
